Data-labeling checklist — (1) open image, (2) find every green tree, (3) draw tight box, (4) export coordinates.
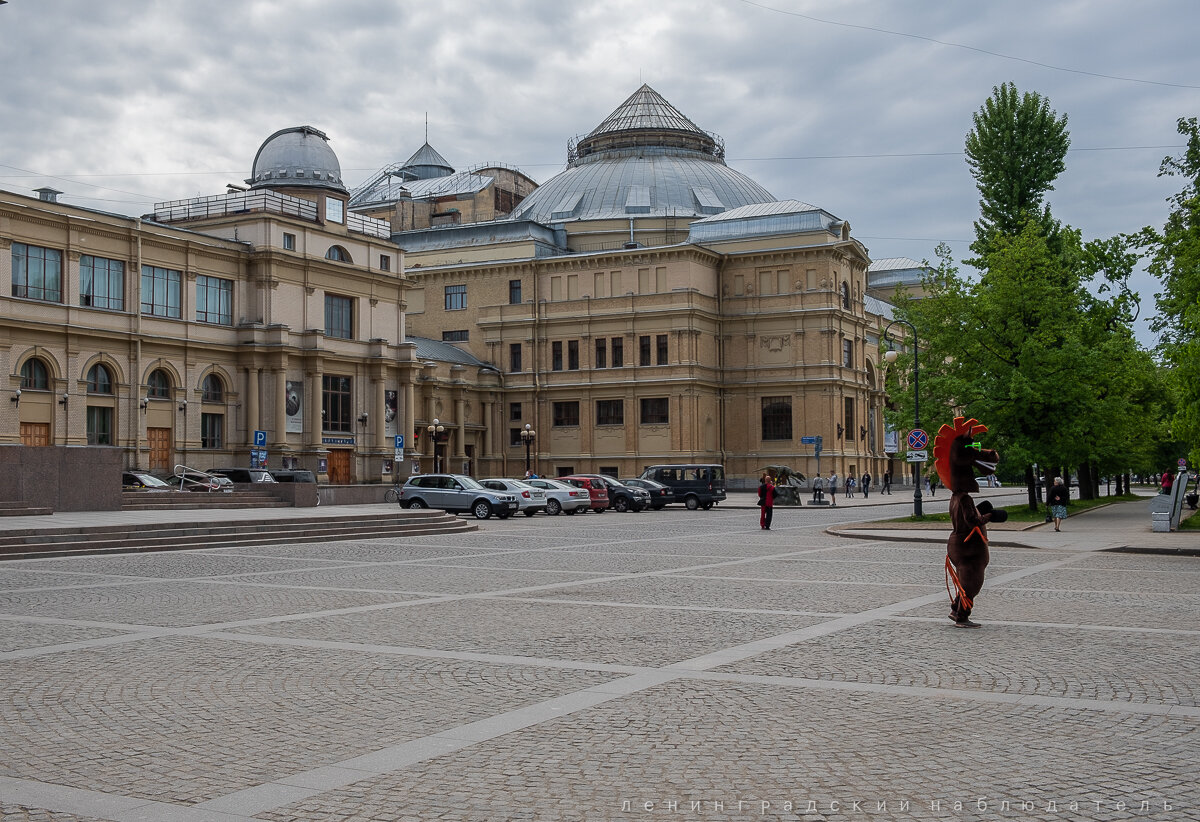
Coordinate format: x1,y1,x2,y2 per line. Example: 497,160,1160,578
1136,117,1200,465
965,82,1070,259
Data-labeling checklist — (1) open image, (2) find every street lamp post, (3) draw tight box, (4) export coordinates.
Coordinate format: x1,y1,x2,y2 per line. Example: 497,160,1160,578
883,319,923,517
520,423,536,476
426,418,445,473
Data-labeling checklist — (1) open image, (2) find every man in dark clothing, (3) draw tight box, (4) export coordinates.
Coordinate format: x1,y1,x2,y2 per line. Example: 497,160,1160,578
861,472,871,498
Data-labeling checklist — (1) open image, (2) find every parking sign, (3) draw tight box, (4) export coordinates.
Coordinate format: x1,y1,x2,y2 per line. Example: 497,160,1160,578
253,429,267,447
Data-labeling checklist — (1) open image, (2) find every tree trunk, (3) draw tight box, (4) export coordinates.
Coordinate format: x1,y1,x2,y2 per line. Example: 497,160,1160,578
1089,461,1101,499
1025,464,1037,510
1077,462,1093,500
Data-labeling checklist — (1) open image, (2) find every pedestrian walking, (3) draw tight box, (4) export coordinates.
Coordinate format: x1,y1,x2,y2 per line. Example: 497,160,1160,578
828,471,838,507
846,476,856,498
929,475,937,497
882,471,892,495
1047,476,1069,532
757,473,775,530
811,475,825,503
861,471,871,498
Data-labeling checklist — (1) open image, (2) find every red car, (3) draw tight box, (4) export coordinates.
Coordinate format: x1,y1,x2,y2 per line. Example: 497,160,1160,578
558,476,610,513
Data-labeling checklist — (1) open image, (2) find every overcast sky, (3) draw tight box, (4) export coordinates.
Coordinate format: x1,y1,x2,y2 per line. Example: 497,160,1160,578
2,0,1197,343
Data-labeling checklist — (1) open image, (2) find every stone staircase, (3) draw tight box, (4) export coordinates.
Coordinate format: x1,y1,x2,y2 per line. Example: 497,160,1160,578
0,501,53,517
121,489,291,511
0,509,476,559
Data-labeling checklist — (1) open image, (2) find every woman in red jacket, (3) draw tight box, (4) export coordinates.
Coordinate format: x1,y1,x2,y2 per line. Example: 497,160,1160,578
758,473,775,530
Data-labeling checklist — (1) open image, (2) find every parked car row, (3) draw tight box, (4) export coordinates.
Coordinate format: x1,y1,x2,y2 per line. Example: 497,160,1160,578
123,466,317,493
394,465,726,520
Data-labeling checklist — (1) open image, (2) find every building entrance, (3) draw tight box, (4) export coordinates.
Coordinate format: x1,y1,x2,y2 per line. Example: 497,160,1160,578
327,449,352,484
147,427,171,471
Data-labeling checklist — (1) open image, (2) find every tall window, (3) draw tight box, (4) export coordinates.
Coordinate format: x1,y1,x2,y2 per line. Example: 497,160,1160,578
639,335,651,367
141,265,181,318
611,337,624,367
844,397,855,442
283,232,296,251
201,413,224,449
843,339,853,368
509,402,522,421
509,279,522,305
509,343,522,373
656,334,668,365
761,397,793,441
322,375,351,432
552,401,580,427
20,358,49,390
12,243,62,302
86,364,113,395
841,281,851,309
640,397,669,424
325,294,353,340
86,407,113,445
379,255,390,271
147,369,171,398
595,338,607,369
444,284,467,310
552,341,563,371
80,255,124,310
201,374,224,403
567,340,579,370
196,275,232,325
596,399,623,426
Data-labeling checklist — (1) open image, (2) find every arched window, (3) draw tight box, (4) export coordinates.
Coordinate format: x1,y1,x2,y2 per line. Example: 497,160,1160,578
147,368,171,399
325,245,351,263
841,281,851,310
86,363,113,394
201,374,224,403
20,358,49,390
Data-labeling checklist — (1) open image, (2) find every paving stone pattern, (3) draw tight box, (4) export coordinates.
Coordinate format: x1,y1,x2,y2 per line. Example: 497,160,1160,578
1,502,1197,821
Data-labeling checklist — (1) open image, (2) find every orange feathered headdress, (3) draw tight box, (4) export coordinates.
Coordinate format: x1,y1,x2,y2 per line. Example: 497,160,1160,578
932,416,988,490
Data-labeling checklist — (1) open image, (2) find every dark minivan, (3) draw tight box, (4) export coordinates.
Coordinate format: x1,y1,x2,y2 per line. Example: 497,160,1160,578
639,464,726,510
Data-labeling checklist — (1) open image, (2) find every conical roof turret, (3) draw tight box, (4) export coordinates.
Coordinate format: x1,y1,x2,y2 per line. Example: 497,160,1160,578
576,84,718,159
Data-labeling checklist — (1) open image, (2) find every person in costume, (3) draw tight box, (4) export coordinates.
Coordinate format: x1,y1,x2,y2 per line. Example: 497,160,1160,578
932,416,1007,628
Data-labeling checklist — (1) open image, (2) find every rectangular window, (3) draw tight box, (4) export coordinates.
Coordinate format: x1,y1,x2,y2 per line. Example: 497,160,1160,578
80,255,125,310
196,275,233,325
656,334,668,365
379,254,390,271
596,399,623,426
323,375,352,432
442,330,469,342
639,335,651,367
444,284,467,310
640,397,669,425
325,294,353,340
509,343,522,373
12,242,63,302
761,396,793,441
86,406,113,445
612,337,624,367
595,338,607,369
553,401,580,427
509,402,522,421
844,397,855,441
509,279,522,305
567,339,579,370
200,412,224,449
843,339,853,368
552,341,563,371
283,232,296,251
140,265,181,318
509,427,523,446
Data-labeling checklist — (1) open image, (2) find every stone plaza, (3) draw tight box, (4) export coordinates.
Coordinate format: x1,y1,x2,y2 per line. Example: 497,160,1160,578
1,494,1197,821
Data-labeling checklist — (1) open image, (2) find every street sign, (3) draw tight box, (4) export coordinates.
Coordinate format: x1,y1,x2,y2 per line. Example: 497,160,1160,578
253,429,267,447
394,435,405,450
800,436,816,445
907,429,928,450
906,450,928,463
1180,458,1188,468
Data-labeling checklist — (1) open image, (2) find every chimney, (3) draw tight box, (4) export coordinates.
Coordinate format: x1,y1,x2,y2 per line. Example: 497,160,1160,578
34,187,63,203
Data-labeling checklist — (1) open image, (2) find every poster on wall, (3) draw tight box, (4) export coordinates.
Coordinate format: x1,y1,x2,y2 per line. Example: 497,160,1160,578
384,390,398,437
285,381,303,433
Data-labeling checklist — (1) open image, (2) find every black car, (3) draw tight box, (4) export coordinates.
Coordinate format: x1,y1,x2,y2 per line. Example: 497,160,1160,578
122,471,174,491
211,467,277,483
571,474,650,512
621,477,672,509
270,469,316,483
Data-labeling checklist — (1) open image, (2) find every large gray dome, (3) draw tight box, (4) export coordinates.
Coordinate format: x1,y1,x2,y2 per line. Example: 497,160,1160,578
248,125,348,194
508,85,773,223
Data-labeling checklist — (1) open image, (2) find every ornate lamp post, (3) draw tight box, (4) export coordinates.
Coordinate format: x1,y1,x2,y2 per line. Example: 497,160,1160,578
520,423,536,476
426,418,445,473
883,319,923,517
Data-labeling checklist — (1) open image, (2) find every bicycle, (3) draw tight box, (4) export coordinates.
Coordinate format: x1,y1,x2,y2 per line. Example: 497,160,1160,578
384,484,403,505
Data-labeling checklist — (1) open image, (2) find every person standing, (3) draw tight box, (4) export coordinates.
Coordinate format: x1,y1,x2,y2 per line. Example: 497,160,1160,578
1161,470,1174,494
882,471,892,495
862,471,872,498
846,475,855,499
1047,476,1069,532
758,473,776,530
828,471,839,507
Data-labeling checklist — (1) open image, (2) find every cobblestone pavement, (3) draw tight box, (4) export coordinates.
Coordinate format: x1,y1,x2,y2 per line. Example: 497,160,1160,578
1,499,1197,821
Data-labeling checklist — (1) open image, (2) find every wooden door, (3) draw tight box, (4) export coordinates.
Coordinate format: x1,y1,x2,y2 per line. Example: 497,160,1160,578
147,427,172,471
20,422,50,447
327,449,352,485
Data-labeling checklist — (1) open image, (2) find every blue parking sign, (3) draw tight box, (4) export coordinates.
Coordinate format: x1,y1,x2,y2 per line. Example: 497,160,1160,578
253,429,267,447
394,435,404,450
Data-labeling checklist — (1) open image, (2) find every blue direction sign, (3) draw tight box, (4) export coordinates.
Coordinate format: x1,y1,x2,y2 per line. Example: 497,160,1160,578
253,429,267,447
907,429,929,451
800,436,817,445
